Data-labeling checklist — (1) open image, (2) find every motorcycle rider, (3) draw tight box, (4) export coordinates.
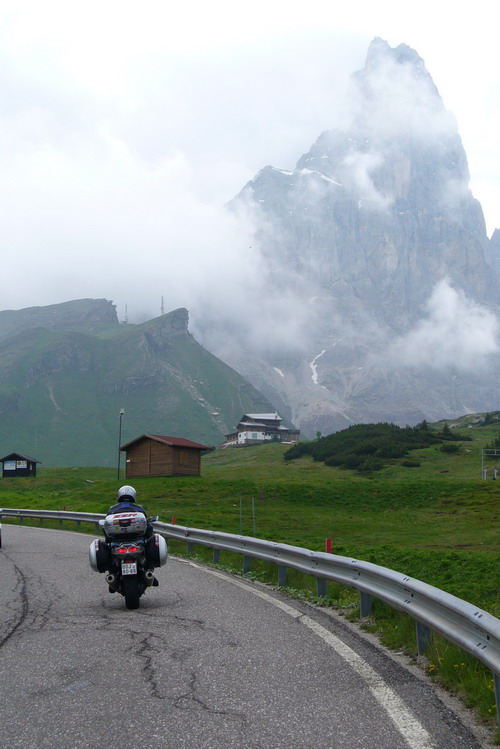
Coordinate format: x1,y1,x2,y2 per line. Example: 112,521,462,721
105,485,152,533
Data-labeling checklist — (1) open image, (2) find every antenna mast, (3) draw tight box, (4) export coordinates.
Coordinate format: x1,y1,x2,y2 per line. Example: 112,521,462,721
161,296,165,315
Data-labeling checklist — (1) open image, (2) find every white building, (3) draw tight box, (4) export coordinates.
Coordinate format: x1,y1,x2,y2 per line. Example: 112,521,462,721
224,413,300,447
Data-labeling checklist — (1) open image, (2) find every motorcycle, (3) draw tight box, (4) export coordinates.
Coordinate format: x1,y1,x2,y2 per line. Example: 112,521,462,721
89,511,167,609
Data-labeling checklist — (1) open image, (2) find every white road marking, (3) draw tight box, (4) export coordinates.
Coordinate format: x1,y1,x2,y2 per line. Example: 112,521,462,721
302,615,435,749
188,561,435,749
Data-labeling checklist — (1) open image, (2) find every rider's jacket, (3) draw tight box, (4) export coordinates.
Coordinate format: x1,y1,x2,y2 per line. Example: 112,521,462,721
106,500,147,516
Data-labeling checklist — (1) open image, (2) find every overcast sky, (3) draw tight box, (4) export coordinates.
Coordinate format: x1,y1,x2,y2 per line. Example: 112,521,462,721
1,0,499,323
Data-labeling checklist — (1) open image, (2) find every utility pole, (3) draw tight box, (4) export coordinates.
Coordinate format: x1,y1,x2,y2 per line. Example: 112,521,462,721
117,408,125,479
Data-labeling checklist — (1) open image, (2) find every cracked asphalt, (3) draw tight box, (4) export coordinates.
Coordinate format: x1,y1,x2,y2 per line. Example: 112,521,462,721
0,525,490,748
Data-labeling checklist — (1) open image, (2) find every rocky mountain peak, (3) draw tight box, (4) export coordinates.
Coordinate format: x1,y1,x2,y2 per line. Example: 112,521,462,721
352,37,444,133
364,37,429,76
138,307,190,355
221,39,500,438
237,38,489,322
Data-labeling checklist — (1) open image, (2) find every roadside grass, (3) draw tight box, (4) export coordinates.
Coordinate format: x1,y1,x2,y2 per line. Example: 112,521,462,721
1,441,499,739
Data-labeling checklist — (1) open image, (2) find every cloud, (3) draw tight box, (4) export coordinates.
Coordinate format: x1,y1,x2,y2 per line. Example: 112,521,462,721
0,138,261,317
342,150,393,210
387,279,500,371
347,39,458,142
316,39,467,213
188,195,317,359
0,2,499,359
0,10,364,321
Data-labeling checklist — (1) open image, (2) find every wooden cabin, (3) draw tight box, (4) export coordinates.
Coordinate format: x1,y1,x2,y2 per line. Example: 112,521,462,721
0,452,40,478
120,434,209,478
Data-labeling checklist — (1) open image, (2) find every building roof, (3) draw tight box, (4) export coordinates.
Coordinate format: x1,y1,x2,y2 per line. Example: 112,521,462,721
238,422,290,430
120,434,210,451
0,452,41,463
238,422,268,429
244,413,281,421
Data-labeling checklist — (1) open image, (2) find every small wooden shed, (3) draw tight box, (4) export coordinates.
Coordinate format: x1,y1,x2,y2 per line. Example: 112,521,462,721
120,434,209,478
0,452,41,478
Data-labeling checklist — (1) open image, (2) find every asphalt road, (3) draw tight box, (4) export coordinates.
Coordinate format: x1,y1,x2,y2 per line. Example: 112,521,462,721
0,525,489,748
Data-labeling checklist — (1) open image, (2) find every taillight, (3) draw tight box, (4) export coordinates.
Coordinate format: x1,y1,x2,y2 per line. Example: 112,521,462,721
117,545,138,554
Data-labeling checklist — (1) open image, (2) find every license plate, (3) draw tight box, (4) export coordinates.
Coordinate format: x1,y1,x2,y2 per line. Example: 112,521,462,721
122,562,137,575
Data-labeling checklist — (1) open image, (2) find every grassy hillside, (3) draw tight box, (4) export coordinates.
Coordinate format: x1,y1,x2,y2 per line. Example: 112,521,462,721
0,304,276,465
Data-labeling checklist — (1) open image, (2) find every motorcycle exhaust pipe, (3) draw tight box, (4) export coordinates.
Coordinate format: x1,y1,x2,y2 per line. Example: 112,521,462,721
106,573,117,589
144,569,155,587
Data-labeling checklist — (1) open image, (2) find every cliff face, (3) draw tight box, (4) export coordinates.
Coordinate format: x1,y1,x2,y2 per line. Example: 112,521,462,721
0,300,276,465
240,39,494,323
225,39,500,437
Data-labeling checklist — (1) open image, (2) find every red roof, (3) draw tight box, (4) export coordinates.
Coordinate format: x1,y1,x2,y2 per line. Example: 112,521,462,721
120,434,209,451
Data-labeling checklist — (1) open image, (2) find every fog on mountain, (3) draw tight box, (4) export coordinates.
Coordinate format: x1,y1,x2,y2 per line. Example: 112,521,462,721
199,38,500,438
2,38,500,460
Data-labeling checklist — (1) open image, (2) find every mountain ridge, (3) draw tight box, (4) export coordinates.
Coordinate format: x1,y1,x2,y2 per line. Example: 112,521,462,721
0,300,279,465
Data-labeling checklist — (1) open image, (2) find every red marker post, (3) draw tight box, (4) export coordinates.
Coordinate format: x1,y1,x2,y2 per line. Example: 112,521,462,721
325,538,332,553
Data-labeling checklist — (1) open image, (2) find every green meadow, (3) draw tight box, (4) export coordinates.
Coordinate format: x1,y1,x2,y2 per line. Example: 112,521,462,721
1,430,499,737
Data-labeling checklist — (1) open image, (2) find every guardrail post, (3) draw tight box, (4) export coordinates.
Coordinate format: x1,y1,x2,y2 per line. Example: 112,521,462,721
39,518,44,526
360,592,372,617
416,621,432,655
243,556,251,573
187,542,194,554
213,549,220,564
278,565,287,587
316,578,327,597
493,671,500,724
76,520,81,528
58,519,63,529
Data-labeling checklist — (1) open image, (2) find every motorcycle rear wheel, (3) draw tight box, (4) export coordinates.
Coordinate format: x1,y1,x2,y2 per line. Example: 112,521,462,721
122,576,141,609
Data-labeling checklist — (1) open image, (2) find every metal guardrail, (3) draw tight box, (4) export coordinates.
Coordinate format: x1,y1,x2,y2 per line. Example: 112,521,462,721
1,506,499,722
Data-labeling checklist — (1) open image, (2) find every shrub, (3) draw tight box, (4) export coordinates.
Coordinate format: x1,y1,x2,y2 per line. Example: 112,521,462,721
375,441,407,459
284,422,440,472
343,454,364,469
358,457,384,472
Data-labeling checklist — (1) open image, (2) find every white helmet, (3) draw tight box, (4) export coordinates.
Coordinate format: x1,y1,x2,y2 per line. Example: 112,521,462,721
117,485,137,501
